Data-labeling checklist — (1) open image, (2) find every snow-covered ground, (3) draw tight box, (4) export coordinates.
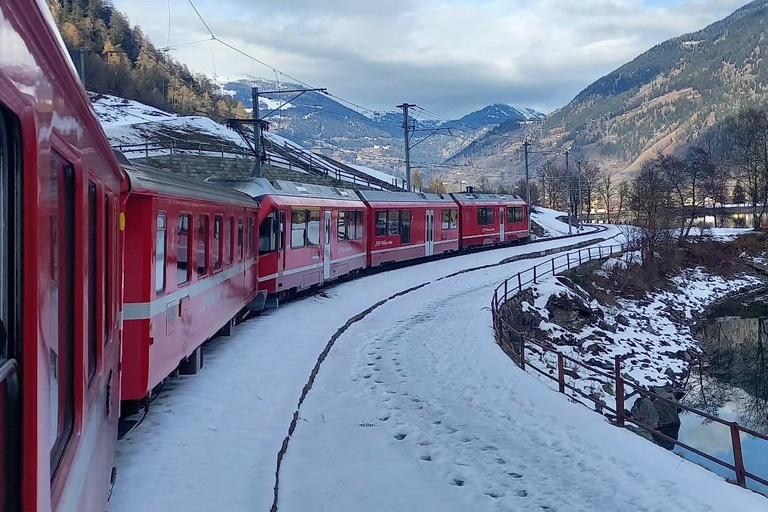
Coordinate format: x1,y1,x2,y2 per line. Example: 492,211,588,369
350,163,401,186
531,206,575,237
519,265,764,398
110,227,767,512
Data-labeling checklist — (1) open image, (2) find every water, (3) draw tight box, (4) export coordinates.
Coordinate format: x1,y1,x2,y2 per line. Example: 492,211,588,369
677,290,768,495
692,213,765,229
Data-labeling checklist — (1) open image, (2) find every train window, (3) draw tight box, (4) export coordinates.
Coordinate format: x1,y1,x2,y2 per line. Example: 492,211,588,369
337,211,347,241
213,215,222,271
156,213,167,293
507,207,524,223
441,209,458,230
355,211,364,240
307,210,320,246
237,218,243,261
387,211,399,236
197,216,209,277
375,211,387,236
87,183,97,381
177,214,191,285
48,153,76,477
259,213,276,254
478,207,495,226
247,216,255,257
291,210,306,249
225,216,233,265
399,210,411,244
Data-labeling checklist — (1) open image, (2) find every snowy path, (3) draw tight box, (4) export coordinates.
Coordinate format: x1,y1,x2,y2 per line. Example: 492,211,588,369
279,246,768,511
109,230,614,511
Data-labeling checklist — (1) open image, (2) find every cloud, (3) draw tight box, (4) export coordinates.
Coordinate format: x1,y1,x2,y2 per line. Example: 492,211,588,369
112,0,748,117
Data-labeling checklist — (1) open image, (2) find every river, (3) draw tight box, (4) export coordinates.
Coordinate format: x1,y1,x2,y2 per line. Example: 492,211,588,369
677,290,768,495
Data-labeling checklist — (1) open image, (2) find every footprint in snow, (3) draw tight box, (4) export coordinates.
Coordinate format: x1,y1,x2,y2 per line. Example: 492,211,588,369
452,479,465,487
516,490,528,498
394,433,407,440
507,472,523,479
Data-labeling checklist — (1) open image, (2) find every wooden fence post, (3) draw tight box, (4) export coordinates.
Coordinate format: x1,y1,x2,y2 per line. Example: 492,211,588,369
557,353,565,393
533,265,537,284
579,249,582,265
615,355,625,427
504,280,508,300
730,423,747,487
517,272,522,292
519,334,526,371
566,252,570,269
551,258,555,275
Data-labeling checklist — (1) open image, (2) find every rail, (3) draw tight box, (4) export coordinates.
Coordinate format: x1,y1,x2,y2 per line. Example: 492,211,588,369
490,244,768,491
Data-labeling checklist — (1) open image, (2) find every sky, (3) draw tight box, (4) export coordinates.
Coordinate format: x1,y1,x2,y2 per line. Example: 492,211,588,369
110,0,751,118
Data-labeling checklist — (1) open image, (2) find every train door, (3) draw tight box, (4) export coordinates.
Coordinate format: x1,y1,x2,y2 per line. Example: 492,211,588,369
499,206,505,242
425,209,434,257
0,106,22,512
323,210,331,280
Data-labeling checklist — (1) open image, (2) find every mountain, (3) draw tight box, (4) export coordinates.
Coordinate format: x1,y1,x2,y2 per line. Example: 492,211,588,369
218,78,543,176
535,0,768,177
447,104,544,130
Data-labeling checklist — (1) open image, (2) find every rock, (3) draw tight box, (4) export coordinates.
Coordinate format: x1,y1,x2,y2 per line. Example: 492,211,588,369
546,291,599,333
585,343,606,356
664,368,676,379
646,324,659,336
616,314,630,326
598,320,617,333
630,397,659,431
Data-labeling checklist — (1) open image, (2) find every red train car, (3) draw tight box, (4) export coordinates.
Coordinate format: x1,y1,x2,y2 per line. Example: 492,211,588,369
214,178,367,303
120,163,258,402
0,1,127,511
358,190,460,266
450,189,529,249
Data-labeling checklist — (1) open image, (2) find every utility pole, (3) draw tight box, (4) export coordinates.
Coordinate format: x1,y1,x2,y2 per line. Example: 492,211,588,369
397,103,416,192
577,162,583,230
252,87,261,177
565,149,572,235
523,140,531,234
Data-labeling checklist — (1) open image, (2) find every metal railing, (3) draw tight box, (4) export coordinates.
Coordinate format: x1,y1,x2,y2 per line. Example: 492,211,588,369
113,140,250,158
490,244,768,491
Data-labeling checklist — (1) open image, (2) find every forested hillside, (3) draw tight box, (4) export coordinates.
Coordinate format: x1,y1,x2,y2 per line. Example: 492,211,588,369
537,0,768,177
51,0,247,120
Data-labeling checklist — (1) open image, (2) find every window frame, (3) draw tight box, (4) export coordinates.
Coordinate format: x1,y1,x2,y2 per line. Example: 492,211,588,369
48,152,76,477
177,213,191,286
399,209,411,244
237,217,243,262
375,210,388,237
196,215,209,278
306,209,321,247
290,209,307,249
87,182,98,382
337,210,348,242
212,215,222,272
225,216,233,266
155,212,167,294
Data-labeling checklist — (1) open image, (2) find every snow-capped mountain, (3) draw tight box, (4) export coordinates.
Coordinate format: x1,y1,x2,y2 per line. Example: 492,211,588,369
215,77,544,174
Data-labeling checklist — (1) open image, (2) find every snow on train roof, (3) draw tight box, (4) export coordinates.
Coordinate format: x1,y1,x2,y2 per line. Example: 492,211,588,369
205,177,362,202
450,191,525,203
356,190,455,203
121,159,257,208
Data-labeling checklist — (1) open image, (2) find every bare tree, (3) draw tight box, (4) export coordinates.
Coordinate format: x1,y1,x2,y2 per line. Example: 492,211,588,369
575,158,600,222
599,167,615,223
617,181,630,223
538,161,565,210
722,108,768,228
411,168,424,192
629,155,674,268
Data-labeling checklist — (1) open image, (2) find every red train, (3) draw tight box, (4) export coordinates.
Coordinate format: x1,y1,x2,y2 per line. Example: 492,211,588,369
0,3,529,511
215,177,529,304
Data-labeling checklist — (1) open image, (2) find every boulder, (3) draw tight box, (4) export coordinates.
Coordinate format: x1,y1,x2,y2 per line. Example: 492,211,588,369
616,314,630,326
546,291,598,333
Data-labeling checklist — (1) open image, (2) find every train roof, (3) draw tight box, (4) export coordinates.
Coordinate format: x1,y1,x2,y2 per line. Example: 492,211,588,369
356,190,455,203
450,191,525,204
120,156,257,208
205,177,363,202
